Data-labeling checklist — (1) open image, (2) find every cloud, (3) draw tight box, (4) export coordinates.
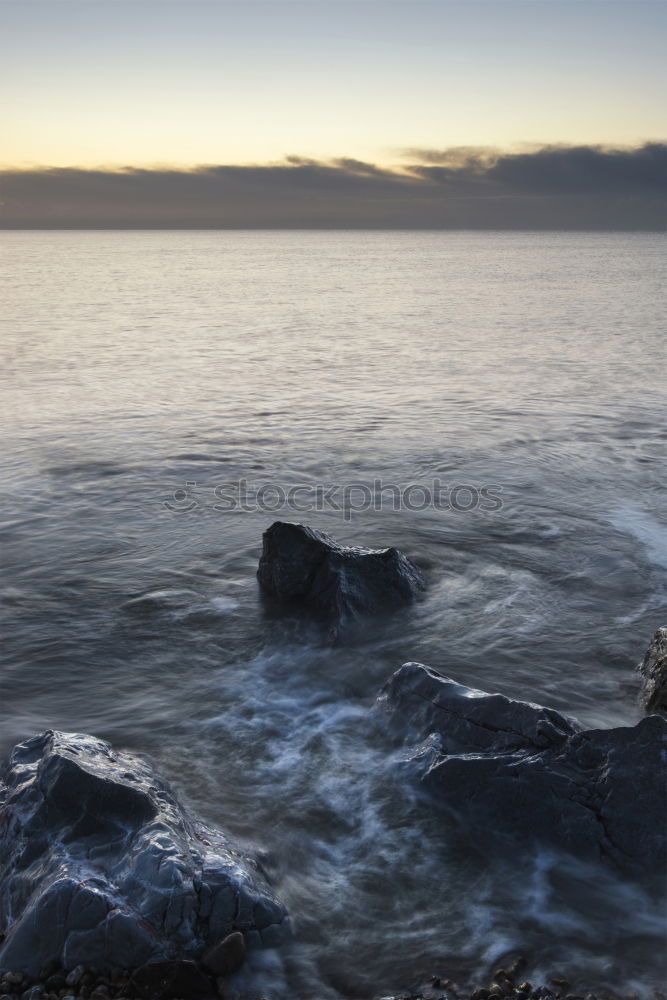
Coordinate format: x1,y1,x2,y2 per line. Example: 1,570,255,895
1,143,664,229
399,146,496,169
488,142,667,194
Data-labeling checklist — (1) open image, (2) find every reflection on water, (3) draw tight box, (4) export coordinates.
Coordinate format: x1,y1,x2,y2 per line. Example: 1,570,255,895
1,232,665,996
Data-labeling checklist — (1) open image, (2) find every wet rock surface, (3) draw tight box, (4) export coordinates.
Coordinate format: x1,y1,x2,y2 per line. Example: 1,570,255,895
380,662,667,878
0,731,287,978
257,521,424,634
638,626,667,716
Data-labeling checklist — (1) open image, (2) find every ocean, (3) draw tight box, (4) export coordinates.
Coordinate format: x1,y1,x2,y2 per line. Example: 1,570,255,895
1,230,665,997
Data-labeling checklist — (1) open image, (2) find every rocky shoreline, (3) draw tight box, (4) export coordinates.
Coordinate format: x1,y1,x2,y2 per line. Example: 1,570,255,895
1,958,665,1000
1,524,665,999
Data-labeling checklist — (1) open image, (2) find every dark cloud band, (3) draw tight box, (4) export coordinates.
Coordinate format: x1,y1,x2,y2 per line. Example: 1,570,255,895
1,143,664,228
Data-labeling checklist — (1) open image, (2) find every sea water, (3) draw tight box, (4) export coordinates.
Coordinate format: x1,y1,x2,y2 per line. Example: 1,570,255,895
1,231,665,996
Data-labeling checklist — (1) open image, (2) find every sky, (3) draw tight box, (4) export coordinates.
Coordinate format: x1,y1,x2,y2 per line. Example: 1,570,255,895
2,0,665,168
0,0,665,227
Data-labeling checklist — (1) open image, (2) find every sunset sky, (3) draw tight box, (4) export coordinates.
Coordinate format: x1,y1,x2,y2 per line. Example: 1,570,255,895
2,0,665,169
1,0,665,228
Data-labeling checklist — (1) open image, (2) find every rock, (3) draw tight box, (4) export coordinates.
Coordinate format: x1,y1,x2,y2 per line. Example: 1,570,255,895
65,969,85,989
37,963,59,982
128,960,212,998
202,932,246,977
134,968,201,997
257,521,424,634
0,731,288,977
381,661,578,752
43,977,65,992
379,663,667,877
88,988,109,1000
638,626,667,715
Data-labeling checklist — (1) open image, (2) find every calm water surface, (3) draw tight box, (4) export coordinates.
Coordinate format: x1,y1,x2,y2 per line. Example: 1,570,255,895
1,232,665,997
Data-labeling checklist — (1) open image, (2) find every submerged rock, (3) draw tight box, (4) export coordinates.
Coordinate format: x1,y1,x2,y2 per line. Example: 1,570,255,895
257,521,424,633
0,731,287,978
380,662,667,878
638,626,667,716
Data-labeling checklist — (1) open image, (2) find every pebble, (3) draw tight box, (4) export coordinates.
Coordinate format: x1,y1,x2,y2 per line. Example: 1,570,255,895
20,988,44,1000
43,976,64,992
0,960,630,1000
64,969,85,989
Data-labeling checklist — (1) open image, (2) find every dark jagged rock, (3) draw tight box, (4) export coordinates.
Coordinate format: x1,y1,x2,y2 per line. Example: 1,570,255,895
379,662,667,877
257,521,424,633
381,660,579,751
0,731,288,978
638,626,667,716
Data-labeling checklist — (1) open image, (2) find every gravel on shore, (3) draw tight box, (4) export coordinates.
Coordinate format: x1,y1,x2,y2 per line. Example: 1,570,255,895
0,956,664,1000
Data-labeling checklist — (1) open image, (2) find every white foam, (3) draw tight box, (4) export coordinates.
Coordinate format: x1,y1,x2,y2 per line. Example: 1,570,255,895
178,641,666,997
607,505,667,570
209,595,240,612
